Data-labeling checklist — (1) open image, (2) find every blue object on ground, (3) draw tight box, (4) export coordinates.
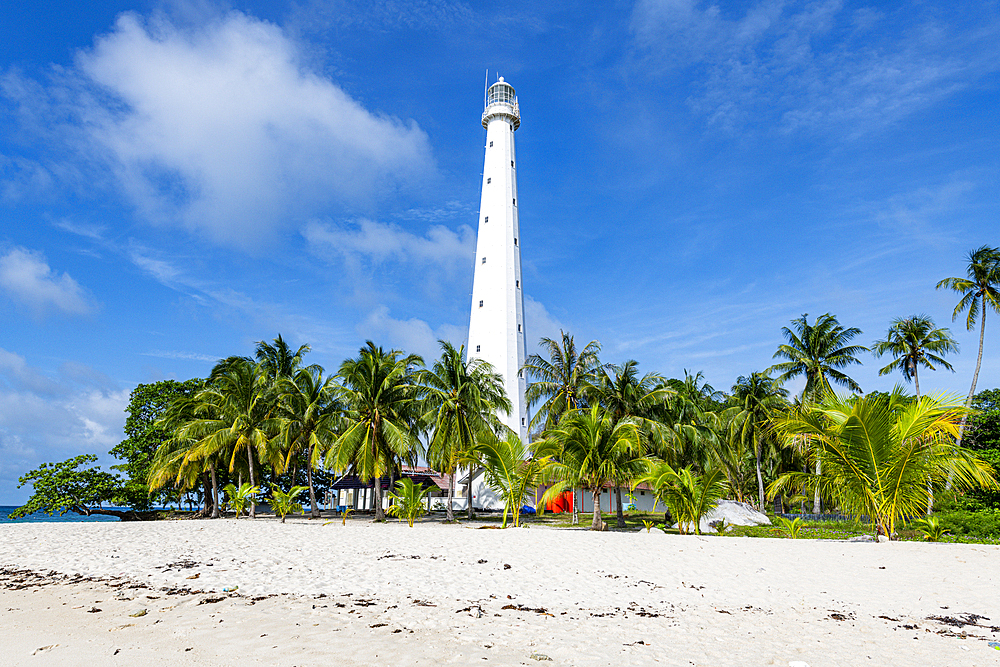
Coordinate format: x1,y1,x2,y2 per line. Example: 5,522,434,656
521,506,536,515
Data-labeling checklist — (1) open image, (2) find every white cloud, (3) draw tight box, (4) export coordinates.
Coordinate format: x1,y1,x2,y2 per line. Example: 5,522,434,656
357,306,468,360
0,350,130,503
630,0,1000,136
3,10,435,249
304,218,475,268
0,247,94,316
522,295,564,349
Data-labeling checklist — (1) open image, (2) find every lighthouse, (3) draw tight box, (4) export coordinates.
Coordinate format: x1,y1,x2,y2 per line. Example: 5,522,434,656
467,76,529,442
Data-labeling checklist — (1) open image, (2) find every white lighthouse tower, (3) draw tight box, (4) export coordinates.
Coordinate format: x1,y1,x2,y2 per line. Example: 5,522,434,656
467,76,528,442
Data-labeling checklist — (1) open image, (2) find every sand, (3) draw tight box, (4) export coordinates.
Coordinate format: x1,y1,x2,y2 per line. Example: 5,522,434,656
1,517,998,666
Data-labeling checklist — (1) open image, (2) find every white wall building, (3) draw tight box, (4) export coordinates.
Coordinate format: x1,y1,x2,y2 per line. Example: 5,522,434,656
467,76,529,444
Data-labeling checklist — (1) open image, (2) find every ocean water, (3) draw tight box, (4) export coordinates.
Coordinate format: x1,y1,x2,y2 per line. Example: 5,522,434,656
0,506,130,523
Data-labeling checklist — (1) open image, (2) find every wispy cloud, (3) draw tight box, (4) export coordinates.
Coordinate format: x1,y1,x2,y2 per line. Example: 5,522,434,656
142,350,221,363
0,246,95,316
1,10,436,250
630,0,1000,136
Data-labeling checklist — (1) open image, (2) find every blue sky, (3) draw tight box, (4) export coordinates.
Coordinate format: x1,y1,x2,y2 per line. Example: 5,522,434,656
1,0,998,504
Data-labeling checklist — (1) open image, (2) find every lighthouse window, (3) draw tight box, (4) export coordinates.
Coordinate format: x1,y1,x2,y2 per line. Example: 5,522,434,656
512,198,516,206
517,324,521,332
516,280,519,288
481,257,486,264
514,238,518,246
487,178,491,184
476,345,481,353
521,418,525,426
484,216,488,223
479,300,483,307
511,161,514,167
489,141,493,147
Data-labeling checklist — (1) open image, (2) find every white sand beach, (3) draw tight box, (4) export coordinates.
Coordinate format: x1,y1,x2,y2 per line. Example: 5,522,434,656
1,518,998,666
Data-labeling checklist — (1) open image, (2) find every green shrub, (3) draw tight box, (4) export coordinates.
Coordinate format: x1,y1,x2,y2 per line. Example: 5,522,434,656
934,510,1000,539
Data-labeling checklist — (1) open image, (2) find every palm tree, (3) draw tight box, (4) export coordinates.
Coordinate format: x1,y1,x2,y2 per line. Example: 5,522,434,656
421,341,510,521
730,373,788,511
585,360,669,527
255,334,316,384
770,389,997,539
325,342,424,521
635,462,728,535
277,367,340,518
769,313,867,512
523,331,602,432
873,315,958,398
770,313,868,401
539,405,645,530
478,433,553,528
936,245,1000,446
179,358,282,518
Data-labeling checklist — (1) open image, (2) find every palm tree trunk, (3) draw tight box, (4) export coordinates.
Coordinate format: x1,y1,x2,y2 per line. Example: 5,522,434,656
591,488,603,531
307,443,319,518
812,459,821,514
446,472,455,522
615,486,625,528
374,478,385,521
572,487,579,525
948,304,986,490
467,467,476,520
210,462,220,519
247,446,257,519
755,445,765,512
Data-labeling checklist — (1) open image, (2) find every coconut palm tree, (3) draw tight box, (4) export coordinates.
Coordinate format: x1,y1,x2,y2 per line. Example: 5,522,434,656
936,245,1000,446
635,462,728,535
873,315,958,398
538,405,645,530
178,358,282,518
325,342,423,521
770,313,868,401
523,331,602,432
770,389,998,539
478,433,553,528
277,367,340,518
421,341,510,522
769,313,867,512
585,360,669,527
255,334,317,384
730,373,788,511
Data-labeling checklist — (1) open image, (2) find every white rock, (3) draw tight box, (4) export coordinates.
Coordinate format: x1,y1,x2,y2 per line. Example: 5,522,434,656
673,500,771,533
877,534,890,543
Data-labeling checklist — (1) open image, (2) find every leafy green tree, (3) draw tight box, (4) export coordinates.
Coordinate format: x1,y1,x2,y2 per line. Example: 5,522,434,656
729,373,788,511
770,389,998,539
539,405,644,531
478,433,553,528
937,245,1000,446
112,379,205,510
872,315,958,398
964,388,1000,509
635,462,728,535
385,478,431,527
523,331,602,432
325,342,424,521
421,341,510,521
9,455,152,521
